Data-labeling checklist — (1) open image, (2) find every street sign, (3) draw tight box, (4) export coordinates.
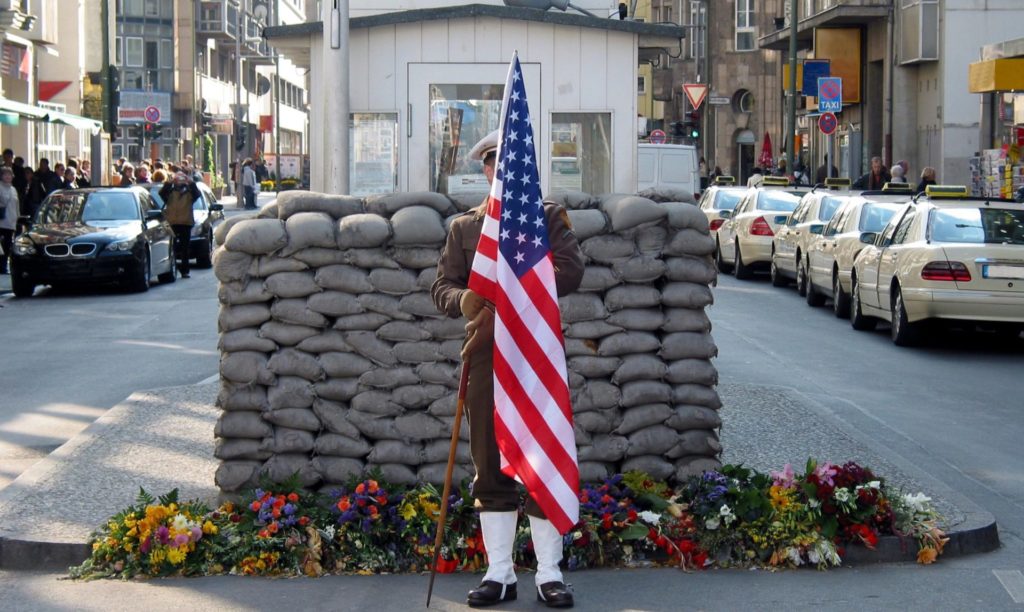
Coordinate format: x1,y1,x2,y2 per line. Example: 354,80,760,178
818,77,842,113
708,96,731,106
682,83,708,110
144,105,161,123
649,129,667,144
801,60,831,97
818,112,838,135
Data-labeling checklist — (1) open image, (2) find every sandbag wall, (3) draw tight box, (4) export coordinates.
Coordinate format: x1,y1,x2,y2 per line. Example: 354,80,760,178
213,189,722,495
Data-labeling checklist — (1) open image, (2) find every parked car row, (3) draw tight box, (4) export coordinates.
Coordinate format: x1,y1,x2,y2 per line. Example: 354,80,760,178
701,180,1024,346
9,183,223,298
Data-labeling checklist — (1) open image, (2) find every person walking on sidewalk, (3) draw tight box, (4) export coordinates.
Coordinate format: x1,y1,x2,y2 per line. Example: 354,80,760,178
0,167,18,274
159,172,201,278
241,158,258,210
432,130,585,609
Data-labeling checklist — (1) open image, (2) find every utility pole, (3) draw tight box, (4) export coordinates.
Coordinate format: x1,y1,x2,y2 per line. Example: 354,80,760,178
786,0,798,176
323,0,350,194
235,0,243,173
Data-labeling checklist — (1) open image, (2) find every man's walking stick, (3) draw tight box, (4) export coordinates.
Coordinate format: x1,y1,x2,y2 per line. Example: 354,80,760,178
426,357,471,608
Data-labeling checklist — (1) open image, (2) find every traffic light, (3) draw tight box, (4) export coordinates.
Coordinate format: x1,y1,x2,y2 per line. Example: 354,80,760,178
200,112,212,134
235,125,247,152
136,126,145,149
688,111,701,140
152,124,163,139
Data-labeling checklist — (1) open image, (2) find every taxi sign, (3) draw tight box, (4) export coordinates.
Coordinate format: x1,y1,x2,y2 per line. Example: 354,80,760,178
881,182,914,193
713,175,736,185
761,177,791,187
924,185,970,198
824,177,851,188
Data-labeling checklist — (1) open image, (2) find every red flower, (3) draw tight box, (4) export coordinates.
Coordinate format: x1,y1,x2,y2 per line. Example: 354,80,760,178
250,501,261,512
601,494,613,504
376,495,387,505
355,483,366,494
368,505,379,517
367,480,379,494
272,497,285,509
298,516,310,526
337,498,351,512
268,522,279,534
357,499,367,508
601,514,613,530
272,508,281,519
627,509,638,523
436,557,458,573
692,551,708,567
230,513,242,523
287,492,299,503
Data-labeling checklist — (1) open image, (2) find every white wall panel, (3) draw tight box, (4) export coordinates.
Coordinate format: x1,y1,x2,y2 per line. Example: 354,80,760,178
349,28,371,111
474,18,503,63
500,21,530,65
448,20,476,63
579,29,607,110
552,26,581,110
420,21,449,62
368,26,398,110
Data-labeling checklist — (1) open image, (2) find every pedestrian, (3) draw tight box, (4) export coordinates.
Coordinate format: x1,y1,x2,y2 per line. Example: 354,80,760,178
853,156,891,190
699,157,709,190
72,159,91,187
815,155,839,184
241,158,258,210
61,167,78,190
775,158,788,178
897,159,910,182
0,167,18,274
159,172,201,279
119,163,135,186
747,166,764,188
431,130,584,609
27,159,59,217
1,148,13,168
916,167,937,194
134,163,151,184
12,156,26,211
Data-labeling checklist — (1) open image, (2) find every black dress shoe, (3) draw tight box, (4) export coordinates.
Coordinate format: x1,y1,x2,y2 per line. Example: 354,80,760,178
537,582,574,608
467,580,517,607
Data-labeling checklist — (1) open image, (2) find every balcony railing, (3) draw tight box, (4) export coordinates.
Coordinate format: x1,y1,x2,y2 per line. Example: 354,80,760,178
196,0,240,39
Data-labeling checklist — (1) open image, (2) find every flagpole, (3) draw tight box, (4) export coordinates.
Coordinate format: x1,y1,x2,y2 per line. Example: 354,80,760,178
426,357,470,608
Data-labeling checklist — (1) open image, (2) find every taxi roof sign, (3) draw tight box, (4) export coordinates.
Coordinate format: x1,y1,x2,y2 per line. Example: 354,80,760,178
761,177,791,187
713,175,736,185
881,182,914,193
923,185,970,198
824,177,852,189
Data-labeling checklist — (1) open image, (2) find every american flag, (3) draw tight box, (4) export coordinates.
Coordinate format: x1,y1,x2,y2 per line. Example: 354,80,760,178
467,52,579,534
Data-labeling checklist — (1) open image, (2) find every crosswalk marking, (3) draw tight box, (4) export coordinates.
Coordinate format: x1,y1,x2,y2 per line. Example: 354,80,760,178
994,569,1024,604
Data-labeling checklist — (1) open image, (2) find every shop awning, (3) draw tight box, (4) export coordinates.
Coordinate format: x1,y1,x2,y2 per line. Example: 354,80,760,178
968,58,1024,93
0,97,102,134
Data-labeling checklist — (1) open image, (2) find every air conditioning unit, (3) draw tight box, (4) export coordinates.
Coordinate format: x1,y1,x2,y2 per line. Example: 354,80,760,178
899,0,938,64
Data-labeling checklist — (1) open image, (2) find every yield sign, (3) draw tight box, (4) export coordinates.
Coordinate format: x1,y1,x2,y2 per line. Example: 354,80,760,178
682,83,708,110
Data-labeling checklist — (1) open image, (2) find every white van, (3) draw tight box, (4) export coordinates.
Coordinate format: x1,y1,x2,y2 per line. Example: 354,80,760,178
637,143,699,198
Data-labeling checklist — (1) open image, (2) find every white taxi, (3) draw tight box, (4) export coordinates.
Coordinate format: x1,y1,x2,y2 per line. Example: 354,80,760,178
716,178,805,279
771,184,850,289
850,186,1024,345
804,194,908,315
697,178,746,244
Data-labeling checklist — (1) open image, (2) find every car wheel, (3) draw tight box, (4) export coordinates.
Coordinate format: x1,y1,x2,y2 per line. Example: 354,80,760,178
11,274,35,298
195,230,213,269
130,250,151,293
715,240,732,274
890,286,920,346
733,245,753,280
796,255,808,297
770,250,786,287
832,273,850,319
158,250,176,284
849,276,876,331
805,266,825,307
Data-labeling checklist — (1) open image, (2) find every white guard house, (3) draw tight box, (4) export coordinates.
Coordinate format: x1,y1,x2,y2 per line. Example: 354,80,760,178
265,4,684,196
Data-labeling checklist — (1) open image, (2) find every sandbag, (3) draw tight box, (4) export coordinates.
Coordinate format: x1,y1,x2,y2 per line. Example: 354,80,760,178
612,255,667,283
393,247,443,270
215,411,272,439
612,355,668,384
220,351,275,385
674,456,723,482
598,332,660,356
448,192,488,213
267,376,316,410
664,228,716,256
267,348,325,381
218,303,271,332
603,285,662,310
399,293,441,318
345,248,400,269
264,271,320,299
662,309,713,333
574,409,620,434
578,461,611,484
659,332,718,360
391,384,448,409
259,321,320,347
313,398,362,437
390,205,447,245
422,317,467,340
620,381,673,407
275,191,362,219
659,201,709,232
358,366,420,389
417,463,472,486
671,384,723,409
638,188,696,204
213,247,254,283
337,214,391,248
280,212,337,256
615,404,673,435
578,265,621,292
423,439,471,464
559,293,609,323
307,291,364,317
564,320,624,340
394,412,449,440
621,455,675,481
315,433,372,458
566,209,608,241
350,390,404,416
564,337,598,357
368,439,425,465
549,190,595,211
314,379,361,403
358,293,414,321
345,410,403,440
364,191,455,216
216,382,268,412
214,213,257,246
215,460,261,492
344,331,398,366
665,359,718,386
315,264,374,293
257,202,279,219
577,435,629,462
427,393,457,417
333,313,391,331
416,267,437,291
292,247,349,267
295,329,351,354
605,309,665,331
661,282,714,309
368,268,419,296
571,380,621,412
627,425,678,455
394,341,446,364
630,225,669,254
250,255,309,277
260,427,315,454
215,439,271,461
270,298,329,328
665,405,722,431
665,430,722,459
438,340,464,362
219,280,273,305
580,234,634,263
416,362,460,387
262,454,320,487
313,456,365,483
600,195,667,231
567,356,621,378
574,423,593,446
665,255,717,284
224,219,287,255
367,463,417,485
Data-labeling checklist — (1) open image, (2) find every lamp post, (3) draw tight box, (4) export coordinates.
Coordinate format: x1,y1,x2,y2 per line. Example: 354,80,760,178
786,0,798,176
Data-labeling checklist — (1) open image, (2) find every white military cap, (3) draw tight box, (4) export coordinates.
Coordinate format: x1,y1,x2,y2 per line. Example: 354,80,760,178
467,129,500,161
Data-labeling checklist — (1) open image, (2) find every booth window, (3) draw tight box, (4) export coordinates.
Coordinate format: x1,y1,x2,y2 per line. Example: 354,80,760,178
350,113,399,197
428,84,503,195
550,113,611,195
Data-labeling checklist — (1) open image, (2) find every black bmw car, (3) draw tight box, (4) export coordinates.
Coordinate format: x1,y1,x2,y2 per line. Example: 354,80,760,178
10,186,177,297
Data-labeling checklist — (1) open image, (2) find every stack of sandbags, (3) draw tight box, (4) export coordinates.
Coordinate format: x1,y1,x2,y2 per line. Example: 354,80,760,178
562,194,723,485
213,190,721,493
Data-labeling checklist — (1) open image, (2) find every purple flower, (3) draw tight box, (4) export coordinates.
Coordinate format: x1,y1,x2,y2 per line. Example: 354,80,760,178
282,503,296,516
140,536,152,554
174,533,190,547
191,526,203,542
156,526,170,545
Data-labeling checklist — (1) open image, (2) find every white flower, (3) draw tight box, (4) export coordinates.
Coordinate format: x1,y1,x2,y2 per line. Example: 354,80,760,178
904,492,932,513
834,488,851,503
705,517,720,530
808,498,820,509
807,548,820,565
639,510,661,525
719,504,732,517
786,547,804,566
172,514,192,531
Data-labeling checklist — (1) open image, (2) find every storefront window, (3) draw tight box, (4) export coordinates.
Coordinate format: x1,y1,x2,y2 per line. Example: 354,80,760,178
550,113,612,195
428,85,503,195
350,113,398,196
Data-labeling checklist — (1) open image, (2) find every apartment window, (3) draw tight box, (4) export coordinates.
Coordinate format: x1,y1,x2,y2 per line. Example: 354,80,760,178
123,0,143,17
350,113,399,197
662,6,672,22
550,113,612,195
638,76,646,95
160,40,173,69
115,37,122,65
735,0,755,52
689,1,706,58
145,41,158,70
125,37,143,67
144,0,159,17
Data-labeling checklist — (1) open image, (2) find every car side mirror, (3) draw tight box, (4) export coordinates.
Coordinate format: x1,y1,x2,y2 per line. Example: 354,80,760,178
859,231,878,245
809,224,824,235
719,210,732,220
146,209,164,221
210,203,224,212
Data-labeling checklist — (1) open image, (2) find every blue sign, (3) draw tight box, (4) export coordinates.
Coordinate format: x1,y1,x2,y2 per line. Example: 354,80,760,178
802,60,830,97
818,77,842,113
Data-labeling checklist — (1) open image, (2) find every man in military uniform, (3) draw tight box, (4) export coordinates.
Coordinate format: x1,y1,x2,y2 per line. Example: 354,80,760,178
432,130,584,608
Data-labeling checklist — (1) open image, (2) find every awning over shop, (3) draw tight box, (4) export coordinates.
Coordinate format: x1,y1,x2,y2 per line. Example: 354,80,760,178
968,58,1024,93
0,97,102,134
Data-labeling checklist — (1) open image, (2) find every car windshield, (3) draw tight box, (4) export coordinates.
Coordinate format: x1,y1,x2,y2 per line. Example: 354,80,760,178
81,193,139,221
858,203,902,232
757,191,800,212
818,196,845,221
928,207,1024,245
715,191,743,211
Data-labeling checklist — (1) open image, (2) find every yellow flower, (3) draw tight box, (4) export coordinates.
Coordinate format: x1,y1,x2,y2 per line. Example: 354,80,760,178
400,502,417,521
917,546,938,564
150,549,167,565
202,520,218,535
167,547,186,565
124,541,134,553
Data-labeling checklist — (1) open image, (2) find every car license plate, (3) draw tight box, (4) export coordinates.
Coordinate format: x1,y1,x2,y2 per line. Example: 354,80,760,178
983,264,1024,279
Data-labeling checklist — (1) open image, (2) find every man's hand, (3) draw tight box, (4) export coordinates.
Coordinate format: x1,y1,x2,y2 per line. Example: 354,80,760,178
460,289,488,320
461,305,494,359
